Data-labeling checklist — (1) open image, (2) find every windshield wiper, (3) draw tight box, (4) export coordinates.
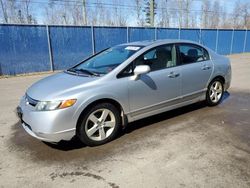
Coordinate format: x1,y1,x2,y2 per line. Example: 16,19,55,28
67,68,100,77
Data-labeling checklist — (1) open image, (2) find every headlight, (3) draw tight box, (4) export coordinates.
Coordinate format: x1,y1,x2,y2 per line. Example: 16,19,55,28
35,99,76,111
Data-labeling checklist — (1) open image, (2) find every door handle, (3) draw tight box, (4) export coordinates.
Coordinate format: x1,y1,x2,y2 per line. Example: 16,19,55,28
168,72,180,78
202,65,211,70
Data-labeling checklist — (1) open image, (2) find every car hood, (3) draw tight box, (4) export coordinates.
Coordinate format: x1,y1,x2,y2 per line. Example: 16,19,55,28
26,72,99,101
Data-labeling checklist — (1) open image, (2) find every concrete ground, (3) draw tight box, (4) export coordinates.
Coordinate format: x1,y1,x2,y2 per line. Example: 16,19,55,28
0,54,250,188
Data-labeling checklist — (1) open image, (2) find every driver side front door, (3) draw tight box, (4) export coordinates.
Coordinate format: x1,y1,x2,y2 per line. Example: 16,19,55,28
127,44,181,120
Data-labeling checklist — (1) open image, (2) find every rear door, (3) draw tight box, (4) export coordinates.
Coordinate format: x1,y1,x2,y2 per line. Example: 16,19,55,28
177,43,213,98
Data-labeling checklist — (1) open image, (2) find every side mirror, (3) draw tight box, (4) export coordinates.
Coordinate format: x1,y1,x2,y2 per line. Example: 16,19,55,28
131,65,150,80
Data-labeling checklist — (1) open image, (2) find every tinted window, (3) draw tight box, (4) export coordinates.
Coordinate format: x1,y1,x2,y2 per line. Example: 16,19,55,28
135,44,177,71
179,44,209,64
144,49,156,60
117,44,177,78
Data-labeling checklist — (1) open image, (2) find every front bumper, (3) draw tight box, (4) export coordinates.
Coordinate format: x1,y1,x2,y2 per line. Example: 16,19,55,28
21,121,75,142
17,96,76,143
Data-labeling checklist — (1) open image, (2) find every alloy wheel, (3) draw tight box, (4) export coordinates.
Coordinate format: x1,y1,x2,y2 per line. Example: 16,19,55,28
209,81,223,103
85,108,116,141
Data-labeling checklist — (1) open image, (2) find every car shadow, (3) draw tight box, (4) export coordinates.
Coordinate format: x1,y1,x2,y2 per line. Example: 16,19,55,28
123,102,206,134
140,74,157,90
124,91,230,134
222,90,230,102
28,91,231,151
43,136,86,151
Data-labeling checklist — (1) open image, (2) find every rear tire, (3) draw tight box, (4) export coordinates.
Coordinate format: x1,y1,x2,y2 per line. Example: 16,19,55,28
206,78,224,106
76,103,121,146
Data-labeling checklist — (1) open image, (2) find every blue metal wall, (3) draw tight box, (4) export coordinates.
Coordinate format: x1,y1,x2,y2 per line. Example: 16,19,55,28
245,31,250,52
0,24,249,75
129,27,155,42
232,30,245,54
94,26,127,52
157,28,179,39
217,30,233,55
180,29,200,42
200,29,217,51
0,25,50,75
49,26,93,70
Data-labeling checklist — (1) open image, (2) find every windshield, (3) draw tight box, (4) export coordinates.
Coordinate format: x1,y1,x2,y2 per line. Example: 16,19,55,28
67,45,143,76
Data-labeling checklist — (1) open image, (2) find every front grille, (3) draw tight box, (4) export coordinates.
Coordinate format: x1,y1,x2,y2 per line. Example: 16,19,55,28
26,94,38,107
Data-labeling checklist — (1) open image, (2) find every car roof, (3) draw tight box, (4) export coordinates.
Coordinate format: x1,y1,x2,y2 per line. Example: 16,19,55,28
120,39,200,47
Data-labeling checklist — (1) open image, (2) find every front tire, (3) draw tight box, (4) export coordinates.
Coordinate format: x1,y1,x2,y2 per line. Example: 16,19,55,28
77,103,121,146
206,78,224,106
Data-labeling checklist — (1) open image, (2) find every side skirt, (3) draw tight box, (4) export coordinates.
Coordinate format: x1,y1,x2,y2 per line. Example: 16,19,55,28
127,89,206,122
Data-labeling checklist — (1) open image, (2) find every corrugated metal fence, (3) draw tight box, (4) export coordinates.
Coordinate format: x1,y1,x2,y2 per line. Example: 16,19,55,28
0,24,250,75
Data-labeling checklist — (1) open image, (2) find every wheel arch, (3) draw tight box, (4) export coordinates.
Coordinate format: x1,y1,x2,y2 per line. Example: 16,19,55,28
211,75,225,84
207,75,225,88
76,98,127,133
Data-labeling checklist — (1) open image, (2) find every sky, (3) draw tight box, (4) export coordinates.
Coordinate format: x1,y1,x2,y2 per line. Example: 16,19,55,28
1,0,250,25
36,0,247,22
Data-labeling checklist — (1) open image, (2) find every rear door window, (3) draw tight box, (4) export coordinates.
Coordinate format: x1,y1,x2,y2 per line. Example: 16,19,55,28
178,44,210,64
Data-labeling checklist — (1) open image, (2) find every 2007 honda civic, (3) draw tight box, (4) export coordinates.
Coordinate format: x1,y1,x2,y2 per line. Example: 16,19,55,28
17,40,231,146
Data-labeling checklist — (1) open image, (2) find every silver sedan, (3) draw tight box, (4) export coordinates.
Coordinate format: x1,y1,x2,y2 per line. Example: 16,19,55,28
17,40,231,146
